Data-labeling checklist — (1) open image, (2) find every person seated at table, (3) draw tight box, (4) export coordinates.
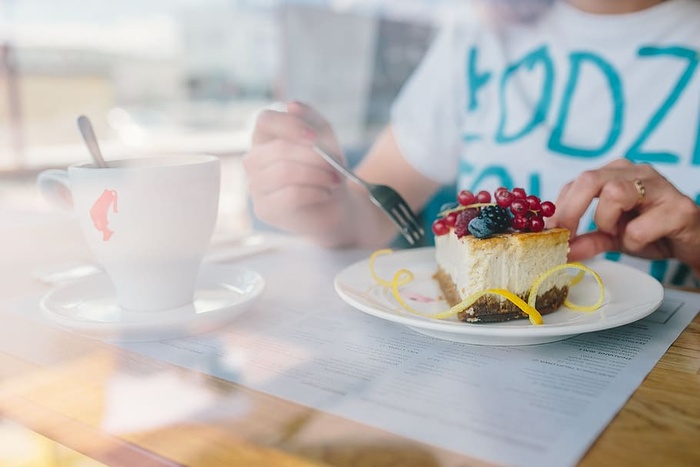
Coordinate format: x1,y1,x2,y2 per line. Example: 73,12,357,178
243,0,700,288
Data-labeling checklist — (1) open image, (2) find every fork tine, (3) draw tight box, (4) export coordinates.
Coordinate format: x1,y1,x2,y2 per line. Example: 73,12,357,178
397,202,424,237
369,186,424,245
388,207,416,245
313,144,424,244
375,197,412,240
389,203,424,245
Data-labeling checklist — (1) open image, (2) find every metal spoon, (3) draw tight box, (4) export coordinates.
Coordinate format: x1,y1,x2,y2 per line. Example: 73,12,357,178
77,115,108,168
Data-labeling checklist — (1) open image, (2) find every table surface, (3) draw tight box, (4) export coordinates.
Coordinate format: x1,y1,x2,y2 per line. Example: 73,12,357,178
0,208,699,467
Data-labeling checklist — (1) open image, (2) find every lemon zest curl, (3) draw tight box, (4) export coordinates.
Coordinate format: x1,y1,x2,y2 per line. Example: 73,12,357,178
369,249,604,325
437,202,494,217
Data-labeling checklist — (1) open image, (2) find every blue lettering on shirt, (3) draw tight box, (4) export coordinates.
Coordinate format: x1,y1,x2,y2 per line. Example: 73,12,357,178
457,43,699,284
548,52,624,158
495,45,554,143
467,46,492,112
625,46,698,164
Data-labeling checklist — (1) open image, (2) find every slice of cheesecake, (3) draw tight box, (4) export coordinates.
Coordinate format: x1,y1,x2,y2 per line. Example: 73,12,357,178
434,227,571,322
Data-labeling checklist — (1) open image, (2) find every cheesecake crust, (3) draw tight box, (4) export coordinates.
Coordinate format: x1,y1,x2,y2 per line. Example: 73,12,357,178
434,266,569,323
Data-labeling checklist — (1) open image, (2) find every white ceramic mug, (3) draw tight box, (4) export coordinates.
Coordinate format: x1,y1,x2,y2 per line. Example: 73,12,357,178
37,154,221,312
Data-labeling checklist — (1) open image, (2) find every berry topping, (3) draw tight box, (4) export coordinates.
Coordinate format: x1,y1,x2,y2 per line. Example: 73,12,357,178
528,215,545,232
454,208,479,238
444,211,459,228
457,190,476,206
431,218,449,236
510,199,528,215
540,201,556,217
480,205,511,232
432,187,558,236
495,190,514,208
476,190,492,203
494,186,509,197
512,214,529,231
512,187,527,199
468,217,496,239
525,195,541,211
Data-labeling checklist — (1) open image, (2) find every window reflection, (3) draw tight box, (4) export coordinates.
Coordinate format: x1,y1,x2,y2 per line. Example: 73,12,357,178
0,0,465,170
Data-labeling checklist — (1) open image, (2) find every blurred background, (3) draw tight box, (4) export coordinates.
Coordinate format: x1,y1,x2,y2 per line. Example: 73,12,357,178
0,0,475,236
0,0,479,170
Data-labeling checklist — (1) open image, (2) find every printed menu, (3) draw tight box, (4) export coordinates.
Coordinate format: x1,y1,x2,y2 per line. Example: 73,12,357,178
120,245,700,467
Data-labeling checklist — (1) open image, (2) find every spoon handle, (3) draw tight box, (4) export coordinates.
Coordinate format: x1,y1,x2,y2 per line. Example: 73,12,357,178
77,115,108,168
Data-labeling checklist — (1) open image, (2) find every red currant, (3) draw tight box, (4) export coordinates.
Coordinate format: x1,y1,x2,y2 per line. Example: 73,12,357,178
540,201,556,217
512,187,527,199
529,215,545,232
476,190,492,203
444,211,459,228
494,186,509,197
525,195,541,212
495,190,514,208
432,218,449,236
457,190,476,206
510,199,528,215
512,214,529,231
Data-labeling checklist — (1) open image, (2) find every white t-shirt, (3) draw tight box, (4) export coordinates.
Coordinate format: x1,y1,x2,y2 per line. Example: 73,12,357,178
391,0,700,286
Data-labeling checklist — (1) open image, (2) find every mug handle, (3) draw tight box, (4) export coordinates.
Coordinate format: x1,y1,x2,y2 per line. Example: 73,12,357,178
37,169,73,210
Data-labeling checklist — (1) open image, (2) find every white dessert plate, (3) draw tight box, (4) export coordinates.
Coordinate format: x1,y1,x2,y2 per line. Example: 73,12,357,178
334,247,664,346
40,263,265,343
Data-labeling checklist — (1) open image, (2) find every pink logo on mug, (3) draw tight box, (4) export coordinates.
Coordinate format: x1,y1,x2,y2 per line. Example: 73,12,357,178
90,189,119,241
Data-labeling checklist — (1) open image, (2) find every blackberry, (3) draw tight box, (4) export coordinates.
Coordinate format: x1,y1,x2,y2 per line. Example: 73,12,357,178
479,205,511,233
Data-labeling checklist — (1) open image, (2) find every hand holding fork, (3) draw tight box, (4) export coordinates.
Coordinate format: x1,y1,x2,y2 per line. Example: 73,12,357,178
244,101,424,246
312,146,424,245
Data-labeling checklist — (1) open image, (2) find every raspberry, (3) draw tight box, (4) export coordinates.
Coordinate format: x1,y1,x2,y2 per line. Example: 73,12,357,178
454,208,479,238
480,205,511,233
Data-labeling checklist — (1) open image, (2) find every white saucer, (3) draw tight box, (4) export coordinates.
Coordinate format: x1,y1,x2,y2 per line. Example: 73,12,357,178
40,263,265,342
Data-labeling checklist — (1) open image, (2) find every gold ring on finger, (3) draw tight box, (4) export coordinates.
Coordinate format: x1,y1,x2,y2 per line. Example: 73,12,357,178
633,178,646,206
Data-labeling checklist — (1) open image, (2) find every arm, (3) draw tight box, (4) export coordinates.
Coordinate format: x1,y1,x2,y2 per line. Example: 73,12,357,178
351,126,443,247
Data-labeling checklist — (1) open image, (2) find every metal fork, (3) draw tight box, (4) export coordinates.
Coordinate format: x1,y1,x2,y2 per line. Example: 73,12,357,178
313,146,424,245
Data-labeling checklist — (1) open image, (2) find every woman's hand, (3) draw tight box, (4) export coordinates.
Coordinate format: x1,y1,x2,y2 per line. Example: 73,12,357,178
550,159,700,275
243,101,352,243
